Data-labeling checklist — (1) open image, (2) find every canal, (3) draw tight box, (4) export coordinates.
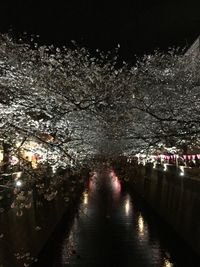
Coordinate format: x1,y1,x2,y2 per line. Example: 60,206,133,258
37,168,199,267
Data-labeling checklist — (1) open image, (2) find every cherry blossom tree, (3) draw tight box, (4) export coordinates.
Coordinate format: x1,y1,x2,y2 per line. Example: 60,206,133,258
128,50,200,154
0,33,200,213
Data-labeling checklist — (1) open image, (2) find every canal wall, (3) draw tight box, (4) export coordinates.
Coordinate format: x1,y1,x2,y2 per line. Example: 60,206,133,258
129,165,200,256
0,172,88,267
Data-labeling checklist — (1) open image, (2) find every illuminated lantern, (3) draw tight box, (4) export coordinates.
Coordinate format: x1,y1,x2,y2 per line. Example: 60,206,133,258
188,155,191,160
197,154,200,159
183,155,187,160
192,155,196,160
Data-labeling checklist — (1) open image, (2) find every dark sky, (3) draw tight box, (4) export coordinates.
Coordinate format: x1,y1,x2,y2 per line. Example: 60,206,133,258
0,0,200,60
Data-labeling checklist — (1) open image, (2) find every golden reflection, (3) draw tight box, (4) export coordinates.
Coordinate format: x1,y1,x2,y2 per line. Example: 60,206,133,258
138,214,144,235
124,195,131,215
163,258,173,267
125,199,130,215
83,192,88,205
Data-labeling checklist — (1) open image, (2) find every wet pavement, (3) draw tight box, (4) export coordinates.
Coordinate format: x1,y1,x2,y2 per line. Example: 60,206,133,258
42,169,199,267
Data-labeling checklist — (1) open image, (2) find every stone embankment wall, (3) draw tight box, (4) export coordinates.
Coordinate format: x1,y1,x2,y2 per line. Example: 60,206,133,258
0,170,89,267
129,165,200,256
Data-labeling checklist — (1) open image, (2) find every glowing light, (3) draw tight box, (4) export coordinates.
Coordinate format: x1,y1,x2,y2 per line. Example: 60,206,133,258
83,192,88,205
179,166,185,176
124,195,131,215
109,170,121,193
163,164,167,171
138,214,144,235
14,140,48,169
0,150,3,162
16,180,22,187
115,179,121,193
113,177,121,192
125,199,130,215
163,258,173,267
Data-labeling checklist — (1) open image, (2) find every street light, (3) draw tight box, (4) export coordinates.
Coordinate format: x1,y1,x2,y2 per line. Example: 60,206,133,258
16,180,22,187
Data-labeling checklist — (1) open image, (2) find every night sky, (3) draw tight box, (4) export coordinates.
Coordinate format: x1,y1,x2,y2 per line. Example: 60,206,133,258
0,0,200,61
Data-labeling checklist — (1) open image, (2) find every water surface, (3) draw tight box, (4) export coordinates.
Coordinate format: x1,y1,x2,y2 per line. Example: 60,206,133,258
42,169,199,267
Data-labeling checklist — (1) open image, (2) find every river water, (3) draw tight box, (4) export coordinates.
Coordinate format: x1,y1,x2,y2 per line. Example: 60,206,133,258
41,168,199,267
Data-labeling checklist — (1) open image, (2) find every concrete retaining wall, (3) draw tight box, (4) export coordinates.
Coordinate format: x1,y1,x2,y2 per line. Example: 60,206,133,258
129,165,200,256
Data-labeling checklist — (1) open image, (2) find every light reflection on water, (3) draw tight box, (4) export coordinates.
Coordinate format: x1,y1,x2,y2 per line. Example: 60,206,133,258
163,258,174,267
125,197,130,215
83,192,88,205
124,195,131,216
138,214,145,236
53,169,197,267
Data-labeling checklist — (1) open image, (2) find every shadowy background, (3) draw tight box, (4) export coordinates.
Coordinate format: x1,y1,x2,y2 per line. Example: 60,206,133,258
0,0,200,62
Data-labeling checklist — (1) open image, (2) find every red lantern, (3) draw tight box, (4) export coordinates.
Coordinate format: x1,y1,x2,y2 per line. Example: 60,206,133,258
183,155,187,160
